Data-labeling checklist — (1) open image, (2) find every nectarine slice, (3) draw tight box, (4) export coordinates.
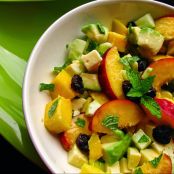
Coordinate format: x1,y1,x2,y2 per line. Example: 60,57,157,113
91,99,144,134
155,16,174,40
149,58,174,91
98,47,124,99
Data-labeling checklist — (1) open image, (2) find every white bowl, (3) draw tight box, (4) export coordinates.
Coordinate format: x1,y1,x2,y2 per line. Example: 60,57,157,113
23,0,174,173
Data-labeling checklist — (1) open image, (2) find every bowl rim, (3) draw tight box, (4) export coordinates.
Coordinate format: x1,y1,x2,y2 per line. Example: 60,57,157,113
22,0,174,173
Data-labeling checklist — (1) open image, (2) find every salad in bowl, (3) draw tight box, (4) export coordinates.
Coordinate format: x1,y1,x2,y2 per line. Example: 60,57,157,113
40,12,174,173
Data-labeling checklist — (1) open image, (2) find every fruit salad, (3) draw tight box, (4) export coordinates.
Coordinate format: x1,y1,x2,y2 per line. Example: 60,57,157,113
40,13,174,174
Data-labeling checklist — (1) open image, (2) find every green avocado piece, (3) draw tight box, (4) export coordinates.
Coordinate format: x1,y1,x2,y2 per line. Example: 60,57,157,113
97,42,112,56
81,23,108,43
81,73,101,91
67,39,87,61
102,134,132,166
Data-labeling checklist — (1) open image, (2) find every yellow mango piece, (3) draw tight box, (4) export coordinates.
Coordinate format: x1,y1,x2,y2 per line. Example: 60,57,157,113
50,70,76,99
112,19,128,35
100,135,119,144
107,32,127,52
80,163,105,174
88,133,102,161
90,92,109,105
44,96,72,133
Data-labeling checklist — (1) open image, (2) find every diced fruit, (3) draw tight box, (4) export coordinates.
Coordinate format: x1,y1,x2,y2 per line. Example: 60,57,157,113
127,147,141,170
85,100,101,116
139,148,159,165
144,98,174,128
100,135,119,144
76,134,90,153
151,141,164,154
81,23,108,43
59,114,91,151
132,129,151,150
157,90,173,102
102,134,131,165
81,97,93,113
98,47,125,99
155,16,174,40
81,73,101,91
144,123,156,140
81,50,102,72
112,19,128,35
107,32,127,52
135,13,155,28
119,158,131,173
88,133,103,161
51,70,76,99
167,39,174,56
90,92,109,105
92,100,144,134
67,39,87,61
128,27,164,58
65,60,85,75
89,160,105,172
72,98,86,111
106,161,120,174
97,42,112,56
68,144,88,168
140,154,172,174
44,96,72,133
148,58,174,92
80,163,105,174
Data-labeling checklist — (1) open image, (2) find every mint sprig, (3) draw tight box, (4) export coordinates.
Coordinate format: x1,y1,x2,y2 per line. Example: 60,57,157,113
120,55,161,118
75,118,86,128
138,135,149,143
150,154,162,168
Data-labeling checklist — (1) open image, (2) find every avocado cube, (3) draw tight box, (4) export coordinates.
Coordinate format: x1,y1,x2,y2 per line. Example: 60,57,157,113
119,158,131,173
97,42,112,56
81,50,102,72
151,141,164,154
85,100,101,116
106,161,120,173
132,129,151,150
68,144,88,168
127,147,141,170
135,13,155,28
81,73,101,91
67,39,87,61
139,148,159,165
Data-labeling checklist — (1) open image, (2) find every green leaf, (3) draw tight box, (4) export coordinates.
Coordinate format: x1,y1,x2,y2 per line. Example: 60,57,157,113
39,83,55,92
53,59,71,74
150,154,162,168
141,76,155,94
75,118,86,128
127,88,143,97
48,99,59,118
138,135,149,143
97,23,105,34
140,96,161,119
134,167,143,174
102,115,119,131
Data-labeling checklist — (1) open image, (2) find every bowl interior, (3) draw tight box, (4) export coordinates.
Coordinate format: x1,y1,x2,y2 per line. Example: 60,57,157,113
23,0,174,173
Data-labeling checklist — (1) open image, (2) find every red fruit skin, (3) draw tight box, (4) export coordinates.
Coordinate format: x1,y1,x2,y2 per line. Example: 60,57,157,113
59,133,72,151
144,98,174,128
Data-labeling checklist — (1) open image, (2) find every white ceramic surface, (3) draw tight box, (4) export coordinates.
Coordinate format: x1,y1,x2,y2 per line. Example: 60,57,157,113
23,0,174,173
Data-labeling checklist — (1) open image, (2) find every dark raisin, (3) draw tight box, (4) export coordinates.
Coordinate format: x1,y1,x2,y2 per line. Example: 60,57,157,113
71,75,84,94
122,80,132,95
161,80,174,93
127,96,140,104
152,125,172,144
126,21,136,28
76,134,90,152
146,88,156,98
138,59,148,72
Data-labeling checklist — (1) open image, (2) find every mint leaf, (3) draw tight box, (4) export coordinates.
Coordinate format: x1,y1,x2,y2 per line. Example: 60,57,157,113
140,96,161,119
138,135,149,143
75,118,86,128
53,59,71,74
39,83,55,92
150,154,162,168
97,23,105,34
134,168,143,174
141,76,155,94
102,115,119,130
127,88,143,97
48,99,59,118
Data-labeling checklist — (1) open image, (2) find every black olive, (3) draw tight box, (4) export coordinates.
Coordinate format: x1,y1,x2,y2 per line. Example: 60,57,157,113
122,80,132,95
146,88,156,98
76,134,90,152
71,75,84,94
152,125,172,144
138,59,148,72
